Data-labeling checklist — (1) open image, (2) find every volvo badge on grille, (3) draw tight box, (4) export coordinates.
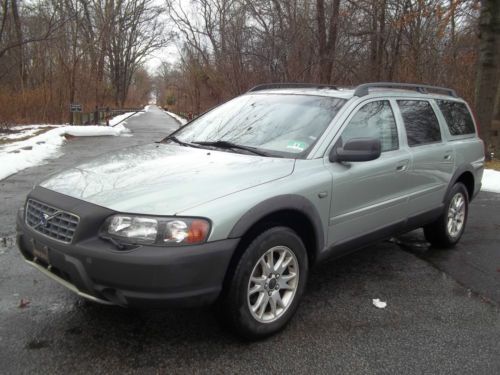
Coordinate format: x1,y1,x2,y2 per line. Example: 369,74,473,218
40,213,50,227
34,212,59,229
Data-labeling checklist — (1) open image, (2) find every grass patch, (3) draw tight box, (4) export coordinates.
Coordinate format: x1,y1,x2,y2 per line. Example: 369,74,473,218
485,160,500,171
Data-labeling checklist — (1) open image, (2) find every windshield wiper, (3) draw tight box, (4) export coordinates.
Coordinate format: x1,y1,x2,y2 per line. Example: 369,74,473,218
162,136,203,148
193,140,270,156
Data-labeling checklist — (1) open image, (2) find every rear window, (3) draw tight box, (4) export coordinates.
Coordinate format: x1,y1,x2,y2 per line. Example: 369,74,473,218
436,100,475,135
397,100,441,146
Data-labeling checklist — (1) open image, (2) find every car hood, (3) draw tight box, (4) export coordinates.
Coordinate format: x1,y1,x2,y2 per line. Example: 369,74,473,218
39,143,295,214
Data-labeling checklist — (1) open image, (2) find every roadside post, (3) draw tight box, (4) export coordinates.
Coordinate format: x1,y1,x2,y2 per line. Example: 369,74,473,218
69,103,82,125
105,107,110,126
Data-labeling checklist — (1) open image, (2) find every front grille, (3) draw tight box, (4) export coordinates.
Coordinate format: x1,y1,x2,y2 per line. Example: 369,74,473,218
25,199,79,243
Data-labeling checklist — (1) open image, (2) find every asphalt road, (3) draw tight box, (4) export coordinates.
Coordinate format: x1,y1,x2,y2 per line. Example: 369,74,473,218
0,106,499,374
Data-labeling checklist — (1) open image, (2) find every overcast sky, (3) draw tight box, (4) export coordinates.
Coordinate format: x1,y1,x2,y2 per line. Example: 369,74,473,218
145,0,193,74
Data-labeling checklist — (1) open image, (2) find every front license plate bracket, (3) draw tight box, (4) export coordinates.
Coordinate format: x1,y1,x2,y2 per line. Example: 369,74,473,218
31,239,49,264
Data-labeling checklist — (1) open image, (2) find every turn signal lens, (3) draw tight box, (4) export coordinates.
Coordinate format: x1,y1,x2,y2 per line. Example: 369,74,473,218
163,219,210,244
186,220,210,244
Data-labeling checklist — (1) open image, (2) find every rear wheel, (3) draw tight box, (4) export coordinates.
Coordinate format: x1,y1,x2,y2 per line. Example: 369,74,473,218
222,226,308,339
424,182,469,248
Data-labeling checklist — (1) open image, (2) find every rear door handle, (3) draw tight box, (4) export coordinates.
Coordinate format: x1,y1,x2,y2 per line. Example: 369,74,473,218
444,150,453,161
396,160,409,172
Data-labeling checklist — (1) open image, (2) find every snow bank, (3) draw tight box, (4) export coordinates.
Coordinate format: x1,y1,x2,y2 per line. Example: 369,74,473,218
164,111,188,125
482,169,500,193
0,124,130,181
109,111,142,126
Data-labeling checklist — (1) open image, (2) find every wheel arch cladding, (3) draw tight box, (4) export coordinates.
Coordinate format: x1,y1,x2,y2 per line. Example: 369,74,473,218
455,171,475,199
446,166,475,201
228,195,325,265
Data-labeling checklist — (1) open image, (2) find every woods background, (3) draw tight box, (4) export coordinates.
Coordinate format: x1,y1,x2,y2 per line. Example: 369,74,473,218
1,0,499,152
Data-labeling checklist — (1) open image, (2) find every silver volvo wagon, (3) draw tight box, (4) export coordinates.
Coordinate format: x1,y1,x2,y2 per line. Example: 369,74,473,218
17,82,485,338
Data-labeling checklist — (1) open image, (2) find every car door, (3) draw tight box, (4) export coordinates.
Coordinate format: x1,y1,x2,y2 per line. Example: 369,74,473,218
326,99,412,248
395,99,455,217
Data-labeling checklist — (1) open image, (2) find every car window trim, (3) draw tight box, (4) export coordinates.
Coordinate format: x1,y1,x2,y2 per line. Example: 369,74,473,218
396,98,444,147
434,99,476,138
321,97,400,159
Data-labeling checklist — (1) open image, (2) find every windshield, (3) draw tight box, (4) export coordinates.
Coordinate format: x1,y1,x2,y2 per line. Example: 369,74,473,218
170,94,346,158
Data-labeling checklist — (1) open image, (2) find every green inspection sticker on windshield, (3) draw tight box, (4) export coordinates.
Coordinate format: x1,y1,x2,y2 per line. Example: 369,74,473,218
286,140,307,152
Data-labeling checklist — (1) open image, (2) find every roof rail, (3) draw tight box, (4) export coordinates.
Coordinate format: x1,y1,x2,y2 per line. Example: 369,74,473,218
353,82,458,98
248,83,340,92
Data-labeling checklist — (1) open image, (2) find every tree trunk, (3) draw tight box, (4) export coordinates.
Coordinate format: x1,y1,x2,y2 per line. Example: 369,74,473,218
475,0,500,154
10,0,24,84
316,0,340,83
369,0,378,79
491,74,500,158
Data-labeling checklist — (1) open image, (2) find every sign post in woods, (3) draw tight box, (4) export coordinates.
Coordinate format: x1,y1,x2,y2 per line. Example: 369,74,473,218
70,103,82,125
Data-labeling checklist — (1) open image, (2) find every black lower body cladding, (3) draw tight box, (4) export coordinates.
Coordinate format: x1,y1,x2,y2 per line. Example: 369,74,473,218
16,187,239,308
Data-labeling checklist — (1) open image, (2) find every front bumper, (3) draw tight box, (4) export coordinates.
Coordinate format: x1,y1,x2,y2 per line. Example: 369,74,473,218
16,187,239,308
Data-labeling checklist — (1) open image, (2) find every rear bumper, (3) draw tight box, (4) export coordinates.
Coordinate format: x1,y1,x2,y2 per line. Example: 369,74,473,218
16,188,239,308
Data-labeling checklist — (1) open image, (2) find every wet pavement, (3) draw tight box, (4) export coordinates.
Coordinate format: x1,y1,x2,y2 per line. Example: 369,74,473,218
397,192,500,305
0,107,499,374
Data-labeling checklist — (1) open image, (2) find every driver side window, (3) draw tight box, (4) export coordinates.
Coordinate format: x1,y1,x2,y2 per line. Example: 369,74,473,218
341,100,399,152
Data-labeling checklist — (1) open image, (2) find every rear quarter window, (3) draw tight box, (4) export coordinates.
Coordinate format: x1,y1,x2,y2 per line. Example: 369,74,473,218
436,100,475,136
397,100,441,146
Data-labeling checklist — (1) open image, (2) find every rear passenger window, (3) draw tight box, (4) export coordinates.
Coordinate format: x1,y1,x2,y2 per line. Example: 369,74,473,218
397,100,441,146
436,100,475,135
341,100,398,152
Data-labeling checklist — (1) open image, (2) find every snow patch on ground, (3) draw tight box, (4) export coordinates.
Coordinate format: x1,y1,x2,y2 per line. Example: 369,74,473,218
109,111,142,126
0,125,61,141
372,299,387,309
164,111,188,125
482,169,500,193
0,124,131,181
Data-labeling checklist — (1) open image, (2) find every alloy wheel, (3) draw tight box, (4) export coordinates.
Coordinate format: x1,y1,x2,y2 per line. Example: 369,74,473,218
447,192,466,238
247,246,299,323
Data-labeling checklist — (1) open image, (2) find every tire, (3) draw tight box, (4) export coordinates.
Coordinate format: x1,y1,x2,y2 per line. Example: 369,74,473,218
424,182,469,248
222,226,308,340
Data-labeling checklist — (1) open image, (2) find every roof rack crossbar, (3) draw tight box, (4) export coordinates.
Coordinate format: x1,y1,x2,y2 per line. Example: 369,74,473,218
353,82,458,98
248,83,339,92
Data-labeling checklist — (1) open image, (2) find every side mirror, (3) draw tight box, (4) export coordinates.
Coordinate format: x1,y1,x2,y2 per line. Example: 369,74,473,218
329,137,381,162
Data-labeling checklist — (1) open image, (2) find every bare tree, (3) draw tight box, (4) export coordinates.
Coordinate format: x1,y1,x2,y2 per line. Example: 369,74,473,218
0,0,61,60
107,0,168,106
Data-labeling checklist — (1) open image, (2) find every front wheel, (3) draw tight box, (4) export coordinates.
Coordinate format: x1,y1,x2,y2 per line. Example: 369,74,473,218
222,226,308,339
424,182,469,248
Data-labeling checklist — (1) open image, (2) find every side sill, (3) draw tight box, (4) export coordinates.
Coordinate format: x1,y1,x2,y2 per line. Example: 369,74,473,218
405,206,443,230
317,220,405,263
317,206,444,264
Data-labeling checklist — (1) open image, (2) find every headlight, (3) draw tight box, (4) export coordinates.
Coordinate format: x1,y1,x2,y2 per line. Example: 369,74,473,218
108,216,158,243
102,214,210,246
